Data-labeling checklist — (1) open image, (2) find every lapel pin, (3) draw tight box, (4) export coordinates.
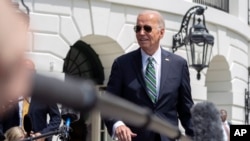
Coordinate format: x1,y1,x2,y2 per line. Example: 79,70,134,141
165,58,169,61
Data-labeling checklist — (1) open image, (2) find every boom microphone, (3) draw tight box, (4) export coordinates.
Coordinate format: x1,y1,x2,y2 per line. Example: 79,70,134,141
31,74,97,112
191,102,224,141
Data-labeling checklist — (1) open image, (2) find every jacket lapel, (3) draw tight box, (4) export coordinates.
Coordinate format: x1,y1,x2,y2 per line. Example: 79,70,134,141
158,49,171,100
132,48,172,103
132,49,148,92
28,97,32,114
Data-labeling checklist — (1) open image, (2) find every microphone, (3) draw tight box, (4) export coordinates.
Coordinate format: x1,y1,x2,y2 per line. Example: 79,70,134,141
0,133,5,141
64,117,71,140
61,106,80,140
191,102,224,141
23,114,32,137
61,106,80,123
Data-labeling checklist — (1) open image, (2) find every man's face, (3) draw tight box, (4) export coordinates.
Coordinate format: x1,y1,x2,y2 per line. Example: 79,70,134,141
135,13,164,53
220,110,227,122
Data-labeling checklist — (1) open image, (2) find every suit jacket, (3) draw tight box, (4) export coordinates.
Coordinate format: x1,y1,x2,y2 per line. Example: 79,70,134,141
0,105,19,140
104,48,194,141
0,95,61,141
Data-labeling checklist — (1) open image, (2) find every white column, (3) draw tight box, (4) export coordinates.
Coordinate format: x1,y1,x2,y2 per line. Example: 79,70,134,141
229,0,248,24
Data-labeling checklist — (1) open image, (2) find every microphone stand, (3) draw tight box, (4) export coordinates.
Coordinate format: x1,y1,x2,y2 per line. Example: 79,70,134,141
20,126,70,141
61,118,71,141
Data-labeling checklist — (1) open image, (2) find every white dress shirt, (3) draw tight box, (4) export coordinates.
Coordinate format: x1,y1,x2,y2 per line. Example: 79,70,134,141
18,97,31,127
112,47,162,139
222,121,230,141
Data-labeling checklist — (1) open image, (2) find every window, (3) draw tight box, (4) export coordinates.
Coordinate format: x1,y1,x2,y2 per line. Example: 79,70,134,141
193,0,229,13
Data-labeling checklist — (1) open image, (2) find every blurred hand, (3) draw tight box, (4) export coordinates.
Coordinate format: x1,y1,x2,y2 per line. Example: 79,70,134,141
4,62,32,99
30,132,45,141
115,125,137,141
35,132,45,141
0,0,30,114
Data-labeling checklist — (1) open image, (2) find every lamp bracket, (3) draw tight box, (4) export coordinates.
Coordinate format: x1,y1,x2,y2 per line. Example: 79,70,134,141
20,0,30,15
172,6,206,52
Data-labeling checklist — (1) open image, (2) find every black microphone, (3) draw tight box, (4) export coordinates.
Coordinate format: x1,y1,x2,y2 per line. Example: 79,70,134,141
191,102,224,141
23,114,32,137
0,133,5,141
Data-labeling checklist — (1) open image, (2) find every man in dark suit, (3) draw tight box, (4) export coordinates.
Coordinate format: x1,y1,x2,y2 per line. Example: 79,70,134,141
0,60,61,141
0,95,61,141
29,95,61,141
104,10,194,141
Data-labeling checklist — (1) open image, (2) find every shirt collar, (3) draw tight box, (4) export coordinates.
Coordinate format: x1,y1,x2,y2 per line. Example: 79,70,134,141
19,96,31,102
141,47,161,65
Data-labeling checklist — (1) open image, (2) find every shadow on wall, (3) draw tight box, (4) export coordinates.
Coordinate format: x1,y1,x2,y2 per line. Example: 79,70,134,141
205,55,232,116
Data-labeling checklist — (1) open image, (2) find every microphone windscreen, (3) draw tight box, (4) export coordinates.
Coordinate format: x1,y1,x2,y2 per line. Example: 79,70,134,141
23,114,32,136
191,102,224,141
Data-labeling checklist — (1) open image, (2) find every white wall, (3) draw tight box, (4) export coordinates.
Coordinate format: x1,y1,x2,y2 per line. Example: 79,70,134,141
229,0,248,24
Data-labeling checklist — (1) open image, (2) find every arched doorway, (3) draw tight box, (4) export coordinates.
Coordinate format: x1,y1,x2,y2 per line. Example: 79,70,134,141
81,35,124,141
63,40,104,84
205,55,232,119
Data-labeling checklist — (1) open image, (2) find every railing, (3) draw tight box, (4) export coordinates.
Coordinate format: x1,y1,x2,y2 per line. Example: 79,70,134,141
193,0,229,13
90,86,112,141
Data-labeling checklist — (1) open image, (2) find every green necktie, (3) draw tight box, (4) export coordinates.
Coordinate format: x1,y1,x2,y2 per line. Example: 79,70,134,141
145,57,157,103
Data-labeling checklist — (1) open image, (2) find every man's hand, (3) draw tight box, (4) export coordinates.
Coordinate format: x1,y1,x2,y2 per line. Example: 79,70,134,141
34,132,45,141
115,125,137,141
30,132,45,141
0,0,30,115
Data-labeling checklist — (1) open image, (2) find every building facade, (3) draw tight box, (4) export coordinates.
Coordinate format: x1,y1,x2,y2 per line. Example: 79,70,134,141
18,0,250,140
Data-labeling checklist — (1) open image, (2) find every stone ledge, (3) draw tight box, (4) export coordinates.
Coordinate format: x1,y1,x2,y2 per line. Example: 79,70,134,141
33,33,69,59
60,16,81,45
34,0,72,15
30,13,59,33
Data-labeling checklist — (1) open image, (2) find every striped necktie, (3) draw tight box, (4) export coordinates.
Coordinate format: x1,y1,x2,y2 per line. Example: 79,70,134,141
22,98,30,127
145,57,157,103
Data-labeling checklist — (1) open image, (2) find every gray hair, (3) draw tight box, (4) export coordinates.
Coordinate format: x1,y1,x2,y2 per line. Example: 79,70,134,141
138,10,165,29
